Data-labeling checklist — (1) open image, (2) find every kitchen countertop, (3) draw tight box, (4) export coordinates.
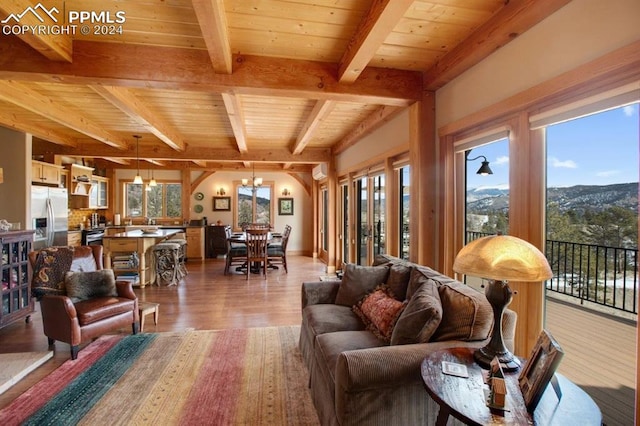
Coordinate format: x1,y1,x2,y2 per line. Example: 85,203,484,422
104,229,182,238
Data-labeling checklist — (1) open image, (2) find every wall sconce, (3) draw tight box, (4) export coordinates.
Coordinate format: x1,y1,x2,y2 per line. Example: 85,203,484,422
466,153,493,176
217,188,226,196
282,188,291,196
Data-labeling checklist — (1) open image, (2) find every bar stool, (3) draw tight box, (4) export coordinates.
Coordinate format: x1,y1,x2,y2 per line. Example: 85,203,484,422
169,237,188,277
153,242,182,286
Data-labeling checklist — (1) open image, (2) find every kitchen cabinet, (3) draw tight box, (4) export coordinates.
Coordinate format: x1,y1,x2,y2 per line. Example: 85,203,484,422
32,160,63,185
206,225,229,258
1,230,35,328
186,227,205,260
67,231,82,247
89,176,108,209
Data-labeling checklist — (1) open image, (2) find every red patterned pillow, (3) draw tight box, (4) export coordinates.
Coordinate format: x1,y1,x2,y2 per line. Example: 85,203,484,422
353,286,407,342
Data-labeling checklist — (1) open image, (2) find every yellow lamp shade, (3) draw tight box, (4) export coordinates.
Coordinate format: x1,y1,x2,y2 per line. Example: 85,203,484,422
453,235,552,282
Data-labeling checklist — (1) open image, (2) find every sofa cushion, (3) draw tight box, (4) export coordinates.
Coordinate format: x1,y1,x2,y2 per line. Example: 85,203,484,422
74,297,136,326
64,269,118,303
303,304,366,336
315,331,387,383
353,286,406,342
335,263,390,306
386,263,412,301
430,279,493,342
391,278,442,345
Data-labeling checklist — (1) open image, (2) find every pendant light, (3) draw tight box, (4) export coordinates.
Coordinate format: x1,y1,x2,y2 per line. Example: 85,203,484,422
133,135,143,184
149,168,157,187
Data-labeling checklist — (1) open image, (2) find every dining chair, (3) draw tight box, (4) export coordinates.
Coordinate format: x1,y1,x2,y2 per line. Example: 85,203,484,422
268,224,291,273
245,228,269,279
224,227,247,275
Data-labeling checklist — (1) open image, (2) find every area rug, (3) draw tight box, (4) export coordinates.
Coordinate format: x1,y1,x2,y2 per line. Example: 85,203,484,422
0,326,319,425
0,352,53,395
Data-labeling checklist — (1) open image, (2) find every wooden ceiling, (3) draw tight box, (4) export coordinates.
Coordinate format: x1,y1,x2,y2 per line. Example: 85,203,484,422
0,0,570,172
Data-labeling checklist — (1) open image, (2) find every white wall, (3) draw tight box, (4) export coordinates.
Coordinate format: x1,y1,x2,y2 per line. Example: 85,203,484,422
436,0,640,127
336,109,410,174
0,128,31,229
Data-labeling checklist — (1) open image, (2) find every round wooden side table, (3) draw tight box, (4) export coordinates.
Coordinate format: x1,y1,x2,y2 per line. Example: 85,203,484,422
421,347,601,425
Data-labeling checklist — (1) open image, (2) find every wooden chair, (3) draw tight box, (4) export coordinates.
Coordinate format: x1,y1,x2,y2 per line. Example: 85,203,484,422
268,224,291,273
224,227,247,274
245,228,269,279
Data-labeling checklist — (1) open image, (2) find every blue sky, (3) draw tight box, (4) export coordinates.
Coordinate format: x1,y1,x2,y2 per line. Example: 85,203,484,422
466,103,639,189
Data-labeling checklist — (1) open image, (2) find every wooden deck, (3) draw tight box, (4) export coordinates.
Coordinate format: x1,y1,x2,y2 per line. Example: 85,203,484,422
546,297,636,426
0,256,635,425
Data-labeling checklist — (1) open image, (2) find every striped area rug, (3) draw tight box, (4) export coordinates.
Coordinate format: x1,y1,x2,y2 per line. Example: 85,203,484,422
0,326,319,426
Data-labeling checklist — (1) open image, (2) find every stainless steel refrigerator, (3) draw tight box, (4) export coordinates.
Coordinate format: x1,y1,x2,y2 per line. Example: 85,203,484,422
31,186,68,250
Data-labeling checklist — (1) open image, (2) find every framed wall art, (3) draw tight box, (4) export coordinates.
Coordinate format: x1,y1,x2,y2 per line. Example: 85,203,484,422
213,196,231,211
278,198,294,215
518,329,564,412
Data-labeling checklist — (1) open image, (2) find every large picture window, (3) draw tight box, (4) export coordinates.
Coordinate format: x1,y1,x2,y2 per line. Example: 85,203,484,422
125,181,182,219
235,182,273,229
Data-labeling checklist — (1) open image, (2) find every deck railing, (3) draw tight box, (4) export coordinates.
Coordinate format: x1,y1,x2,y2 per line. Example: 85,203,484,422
466,231,639,315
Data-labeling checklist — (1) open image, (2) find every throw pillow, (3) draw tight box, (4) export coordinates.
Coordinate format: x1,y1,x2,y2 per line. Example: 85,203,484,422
335,263,390,306
353,286,407,342
386,263,412,301
431,282,493,342
391,278,442,345
65,269,118,303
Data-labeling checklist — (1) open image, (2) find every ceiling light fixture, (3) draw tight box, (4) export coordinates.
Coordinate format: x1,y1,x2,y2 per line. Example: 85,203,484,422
241,163,263,192
133,135,143,184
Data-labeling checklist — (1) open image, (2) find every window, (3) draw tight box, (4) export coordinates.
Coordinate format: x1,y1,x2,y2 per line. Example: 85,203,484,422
125,181,182,219
235,182,273,229
398,165,410,260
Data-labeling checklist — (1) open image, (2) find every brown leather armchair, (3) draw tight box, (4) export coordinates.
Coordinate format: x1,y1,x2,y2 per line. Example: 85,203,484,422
29,246,139,360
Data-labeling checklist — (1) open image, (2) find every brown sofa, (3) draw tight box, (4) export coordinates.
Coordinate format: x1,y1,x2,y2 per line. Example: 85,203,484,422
29,246,139,359
299,254,516,426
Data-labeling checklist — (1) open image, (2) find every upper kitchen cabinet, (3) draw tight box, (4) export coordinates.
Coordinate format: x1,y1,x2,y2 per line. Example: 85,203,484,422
89,176,108,209
31,160,63,186
68,164,93,196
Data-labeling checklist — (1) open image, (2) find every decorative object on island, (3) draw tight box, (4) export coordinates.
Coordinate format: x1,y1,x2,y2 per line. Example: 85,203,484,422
278,198,294,215
133,135,143,185
453,234,553,371
519,329,564,412
466,152,493,175
213,196,230,211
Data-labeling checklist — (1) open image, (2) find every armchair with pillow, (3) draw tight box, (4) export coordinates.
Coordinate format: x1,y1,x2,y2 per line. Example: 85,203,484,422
29,246,139,360
299,254,517,426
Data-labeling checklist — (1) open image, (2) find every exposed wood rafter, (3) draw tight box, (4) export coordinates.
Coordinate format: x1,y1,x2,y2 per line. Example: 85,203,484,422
221,93,249,153
90,85,186,151
0,113,78,146
333,105,402,155
192,0,233,74
338,0,414,83
292,100,336,155
0,0,72,62
0,80,128,149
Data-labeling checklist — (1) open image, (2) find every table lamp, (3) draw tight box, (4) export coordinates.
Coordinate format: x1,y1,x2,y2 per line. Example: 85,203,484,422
453,235,552,371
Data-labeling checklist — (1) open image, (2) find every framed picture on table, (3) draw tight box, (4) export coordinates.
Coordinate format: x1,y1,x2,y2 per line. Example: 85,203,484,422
213,196,231,211
518,329,564,412
278,198,294,215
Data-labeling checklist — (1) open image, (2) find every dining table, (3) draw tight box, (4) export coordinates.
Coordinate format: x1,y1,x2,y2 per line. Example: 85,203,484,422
227,231,277,273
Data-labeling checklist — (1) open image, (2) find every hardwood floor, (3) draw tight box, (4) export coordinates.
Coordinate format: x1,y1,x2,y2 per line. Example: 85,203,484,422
0,255,328,409
0,256,634,426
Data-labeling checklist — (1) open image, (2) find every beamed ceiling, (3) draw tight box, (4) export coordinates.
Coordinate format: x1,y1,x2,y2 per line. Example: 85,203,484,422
0,0,571,173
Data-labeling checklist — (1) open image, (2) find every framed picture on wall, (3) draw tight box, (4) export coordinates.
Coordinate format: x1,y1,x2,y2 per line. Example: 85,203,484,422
213,196,231,211
278,198,294,215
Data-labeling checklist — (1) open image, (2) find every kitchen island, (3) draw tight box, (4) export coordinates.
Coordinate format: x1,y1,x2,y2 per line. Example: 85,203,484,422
103,229,181,288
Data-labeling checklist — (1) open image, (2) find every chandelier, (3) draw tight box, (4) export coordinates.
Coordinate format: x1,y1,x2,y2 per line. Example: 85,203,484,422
241,163,262,192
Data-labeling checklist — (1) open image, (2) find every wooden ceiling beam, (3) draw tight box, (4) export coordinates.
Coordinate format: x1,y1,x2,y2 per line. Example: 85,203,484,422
333,105,402,155
422,0,573,91
90,85,186,152
0,111,78,147
0,0,72,62
36,140,332,164
192,0,232,74
292,100,336,155
0,39,421,106
192,160,208,167
0,80,128,149
338,0,414,83
221,93,248,153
